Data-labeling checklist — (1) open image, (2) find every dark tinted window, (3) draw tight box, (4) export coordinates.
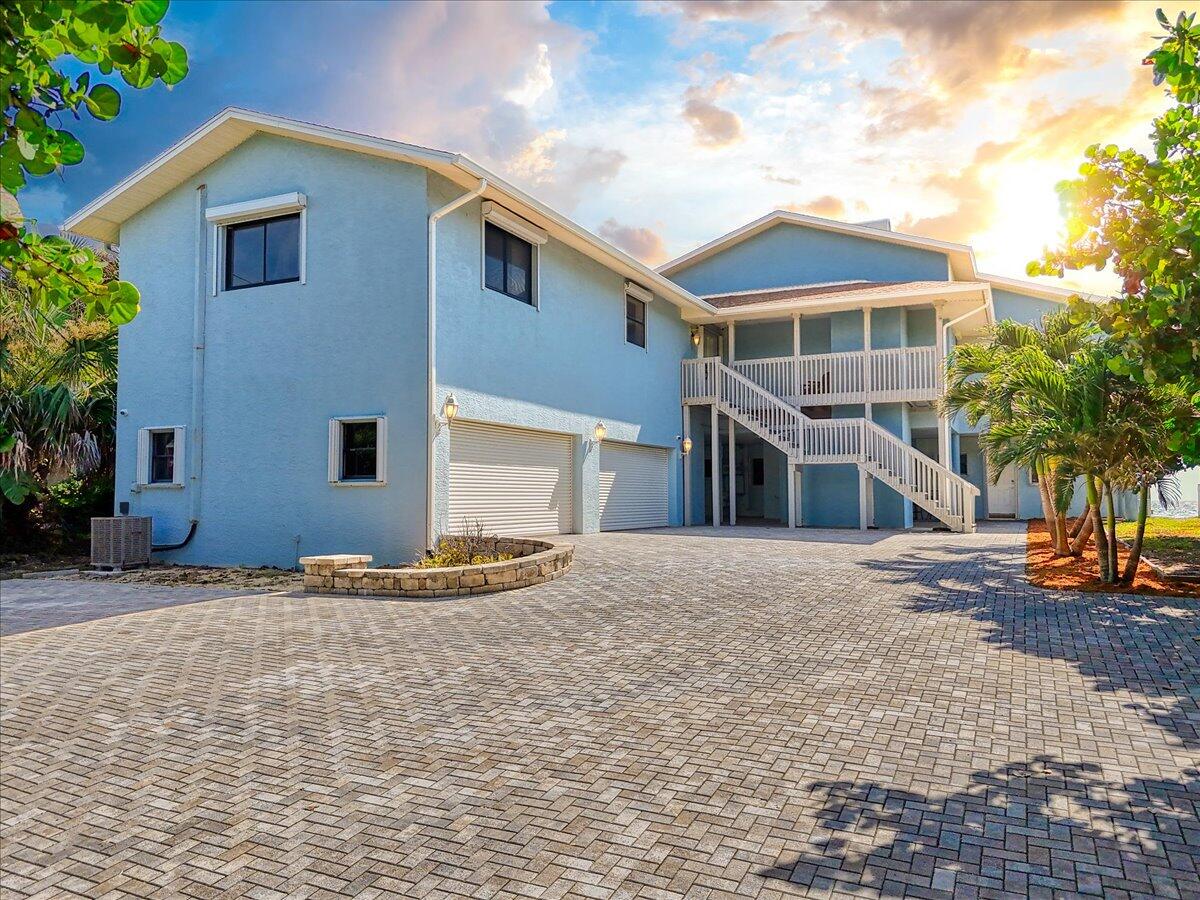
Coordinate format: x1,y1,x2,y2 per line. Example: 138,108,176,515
225,214,300,290
752,457,764,486
150,430,174,484
484,222,533,304
625,296,646,347
341,421,377,481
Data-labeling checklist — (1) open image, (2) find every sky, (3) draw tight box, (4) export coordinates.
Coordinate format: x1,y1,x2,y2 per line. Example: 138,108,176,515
21,0,1181,293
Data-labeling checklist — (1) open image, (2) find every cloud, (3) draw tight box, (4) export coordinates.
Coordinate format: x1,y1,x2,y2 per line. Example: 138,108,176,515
644,0,782,23
682,77,743,147
822,0,1135,136
900,140,1017,242
598,219,669,265
785,195,849,219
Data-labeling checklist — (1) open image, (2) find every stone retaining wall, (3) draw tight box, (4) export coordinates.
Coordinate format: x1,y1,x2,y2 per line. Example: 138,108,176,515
299,538,572,598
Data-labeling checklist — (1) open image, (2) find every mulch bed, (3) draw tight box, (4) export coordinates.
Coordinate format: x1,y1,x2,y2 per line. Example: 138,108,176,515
1026,519,1199,598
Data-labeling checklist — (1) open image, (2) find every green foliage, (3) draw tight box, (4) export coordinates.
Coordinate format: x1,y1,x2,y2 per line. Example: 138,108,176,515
1,0,188,324
0,275,118,510
1028,9,1199,464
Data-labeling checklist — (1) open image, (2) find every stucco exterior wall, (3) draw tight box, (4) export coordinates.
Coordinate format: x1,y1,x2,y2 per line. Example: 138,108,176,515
428,174,689,536
117,134,429,567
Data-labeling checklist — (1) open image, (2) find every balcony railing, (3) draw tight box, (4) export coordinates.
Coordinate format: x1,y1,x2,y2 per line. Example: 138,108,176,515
731,345,941,406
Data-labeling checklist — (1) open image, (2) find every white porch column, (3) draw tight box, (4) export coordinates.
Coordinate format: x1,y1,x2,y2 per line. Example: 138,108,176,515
682,405,692,526
728,418,736,526
728,320,736,363
710,404,721,526
787,464,797,528
936,310,950,469
863,306,872,416
859,466,870,531
792,315,801,401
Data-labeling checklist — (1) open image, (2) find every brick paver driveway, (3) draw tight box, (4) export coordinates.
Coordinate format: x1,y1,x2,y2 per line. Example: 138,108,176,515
2,524,1197,898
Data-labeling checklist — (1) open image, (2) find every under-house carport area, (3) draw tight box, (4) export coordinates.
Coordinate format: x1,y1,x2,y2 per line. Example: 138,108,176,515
1,524,1196,898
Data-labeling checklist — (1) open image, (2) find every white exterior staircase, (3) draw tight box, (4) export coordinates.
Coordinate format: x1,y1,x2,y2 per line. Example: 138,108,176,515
682,357,978,533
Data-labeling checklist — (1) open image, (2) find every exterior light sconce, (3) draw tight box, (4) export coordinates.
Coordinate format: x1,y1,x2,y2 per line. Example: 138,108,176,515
437,394,459,433
593,421,607,443
691,328,701,347
681,436,693,455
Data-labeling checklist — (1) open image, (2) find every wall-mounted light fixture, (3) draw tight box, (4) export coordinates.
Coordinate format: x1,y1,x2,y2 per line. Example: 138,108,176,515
691,328,702,347
593,421,607,443
442,393,459,422
681,436,693,455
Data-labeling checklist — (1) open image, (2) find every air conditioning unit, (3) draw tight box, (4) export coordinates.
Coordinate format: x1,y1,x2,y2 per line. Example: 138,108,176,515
91,516,153,570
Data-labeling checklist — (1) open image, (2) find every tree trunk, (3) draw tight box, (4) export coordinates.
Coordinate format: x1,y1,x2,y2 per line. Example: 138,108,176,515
1036,461,1066,555
1069,506,1095,555
1088,476,1110,582
1120,483,1150,585
1068,508,1089,538
1104,482,1119,583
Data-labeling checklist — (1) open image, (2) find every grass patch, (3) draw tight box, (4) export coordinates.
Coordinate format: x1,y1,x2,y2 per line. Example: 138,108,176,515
1115,517,1200,569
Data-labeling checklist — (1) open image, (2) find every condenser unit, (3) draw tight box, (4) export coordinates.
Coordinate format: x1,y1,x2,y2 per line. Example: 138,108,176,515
91,516,153,570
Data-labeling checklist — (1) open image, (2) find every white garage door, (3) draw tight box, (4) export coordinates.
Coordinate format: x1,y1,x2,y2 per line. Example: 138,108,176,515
599,442,669,530
448,421,574,535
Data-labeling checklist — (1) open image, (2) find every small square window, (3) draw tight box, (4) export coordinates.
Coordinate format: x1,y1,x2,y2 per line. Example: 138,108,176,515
625,295,646,347
341,422,377,481
225,214,301,290
484,222,534,304
329,417,386,485
150,430,175,484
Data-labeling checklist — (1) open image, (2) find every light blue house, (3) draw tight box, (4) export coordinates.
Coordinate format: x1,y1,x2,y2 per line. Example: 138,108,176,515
64,109,1090,567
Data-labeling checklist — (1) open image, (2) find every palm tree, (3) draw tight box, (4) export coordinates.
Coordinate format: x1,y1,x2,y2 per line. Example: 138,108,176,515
0,279,117,513
944,311,1195,584
943,312,1097,556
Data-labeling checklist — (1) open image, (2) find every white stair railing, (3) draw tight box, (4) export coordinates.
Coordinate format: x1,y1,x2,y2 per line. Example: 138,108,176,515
682,357,978,532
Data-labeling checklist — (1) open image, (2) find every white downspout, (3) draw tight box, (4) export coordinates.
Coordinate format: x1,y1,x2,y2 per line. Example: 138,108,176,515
189,184,208,525
426,177,487,550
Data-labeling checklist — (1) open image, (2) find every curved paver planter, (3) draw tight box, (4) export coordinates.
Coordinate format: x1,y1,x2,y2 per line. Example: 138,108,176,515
299,538,573,598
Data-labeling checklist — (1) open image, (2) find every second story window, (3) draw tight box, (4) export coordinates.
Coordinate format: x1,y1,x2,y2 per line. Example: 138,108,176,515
484,222,533,304
625,295,646,347
225,214,301,290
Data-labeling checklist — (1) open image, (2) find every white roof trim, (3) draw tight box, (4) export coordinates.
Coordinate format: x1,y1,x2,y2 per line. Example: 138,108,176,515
690,281,993,324
659,210,979,281
981,272,1108,304
63,107,715,316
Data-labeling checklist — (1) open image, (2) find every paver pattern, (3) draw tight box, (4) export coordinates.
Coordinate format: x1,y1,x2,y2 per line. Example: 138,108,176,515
0,578,265,636
1,523,1197,898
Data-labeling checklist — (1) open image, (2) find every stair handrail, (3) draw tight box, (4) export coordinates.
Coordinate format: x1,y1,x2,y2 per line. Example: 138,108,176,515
717,361,806,460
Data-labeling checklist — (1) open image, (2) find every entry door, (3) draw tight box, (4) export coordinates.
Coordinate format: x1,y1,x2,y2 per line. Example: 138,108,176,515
987,462,1018,517
448,421,575,535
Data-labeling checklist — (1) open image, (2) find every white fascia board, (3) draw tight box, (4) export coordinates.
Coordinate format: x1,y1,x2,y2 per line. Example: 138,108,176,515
981,272,1108,304
482,200,548,245
206,191,306,225
695,282,990,323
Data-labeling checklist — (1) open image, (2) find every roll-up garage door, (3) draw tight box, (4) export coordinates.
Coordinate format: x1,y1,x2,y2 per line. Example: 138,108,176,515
448,421,574,535
599,442,669,530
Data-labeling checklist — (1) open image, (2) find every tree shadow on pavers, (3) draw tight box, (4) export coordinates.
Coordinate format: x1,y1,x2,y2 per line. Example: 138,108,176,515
862,544,1200,749
760,756,1200,897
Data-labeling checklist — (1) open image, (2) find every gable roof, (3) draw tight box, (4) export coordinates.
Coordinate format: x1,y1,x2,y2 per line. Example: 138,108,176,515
658,210,978,281
62,108,715,316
